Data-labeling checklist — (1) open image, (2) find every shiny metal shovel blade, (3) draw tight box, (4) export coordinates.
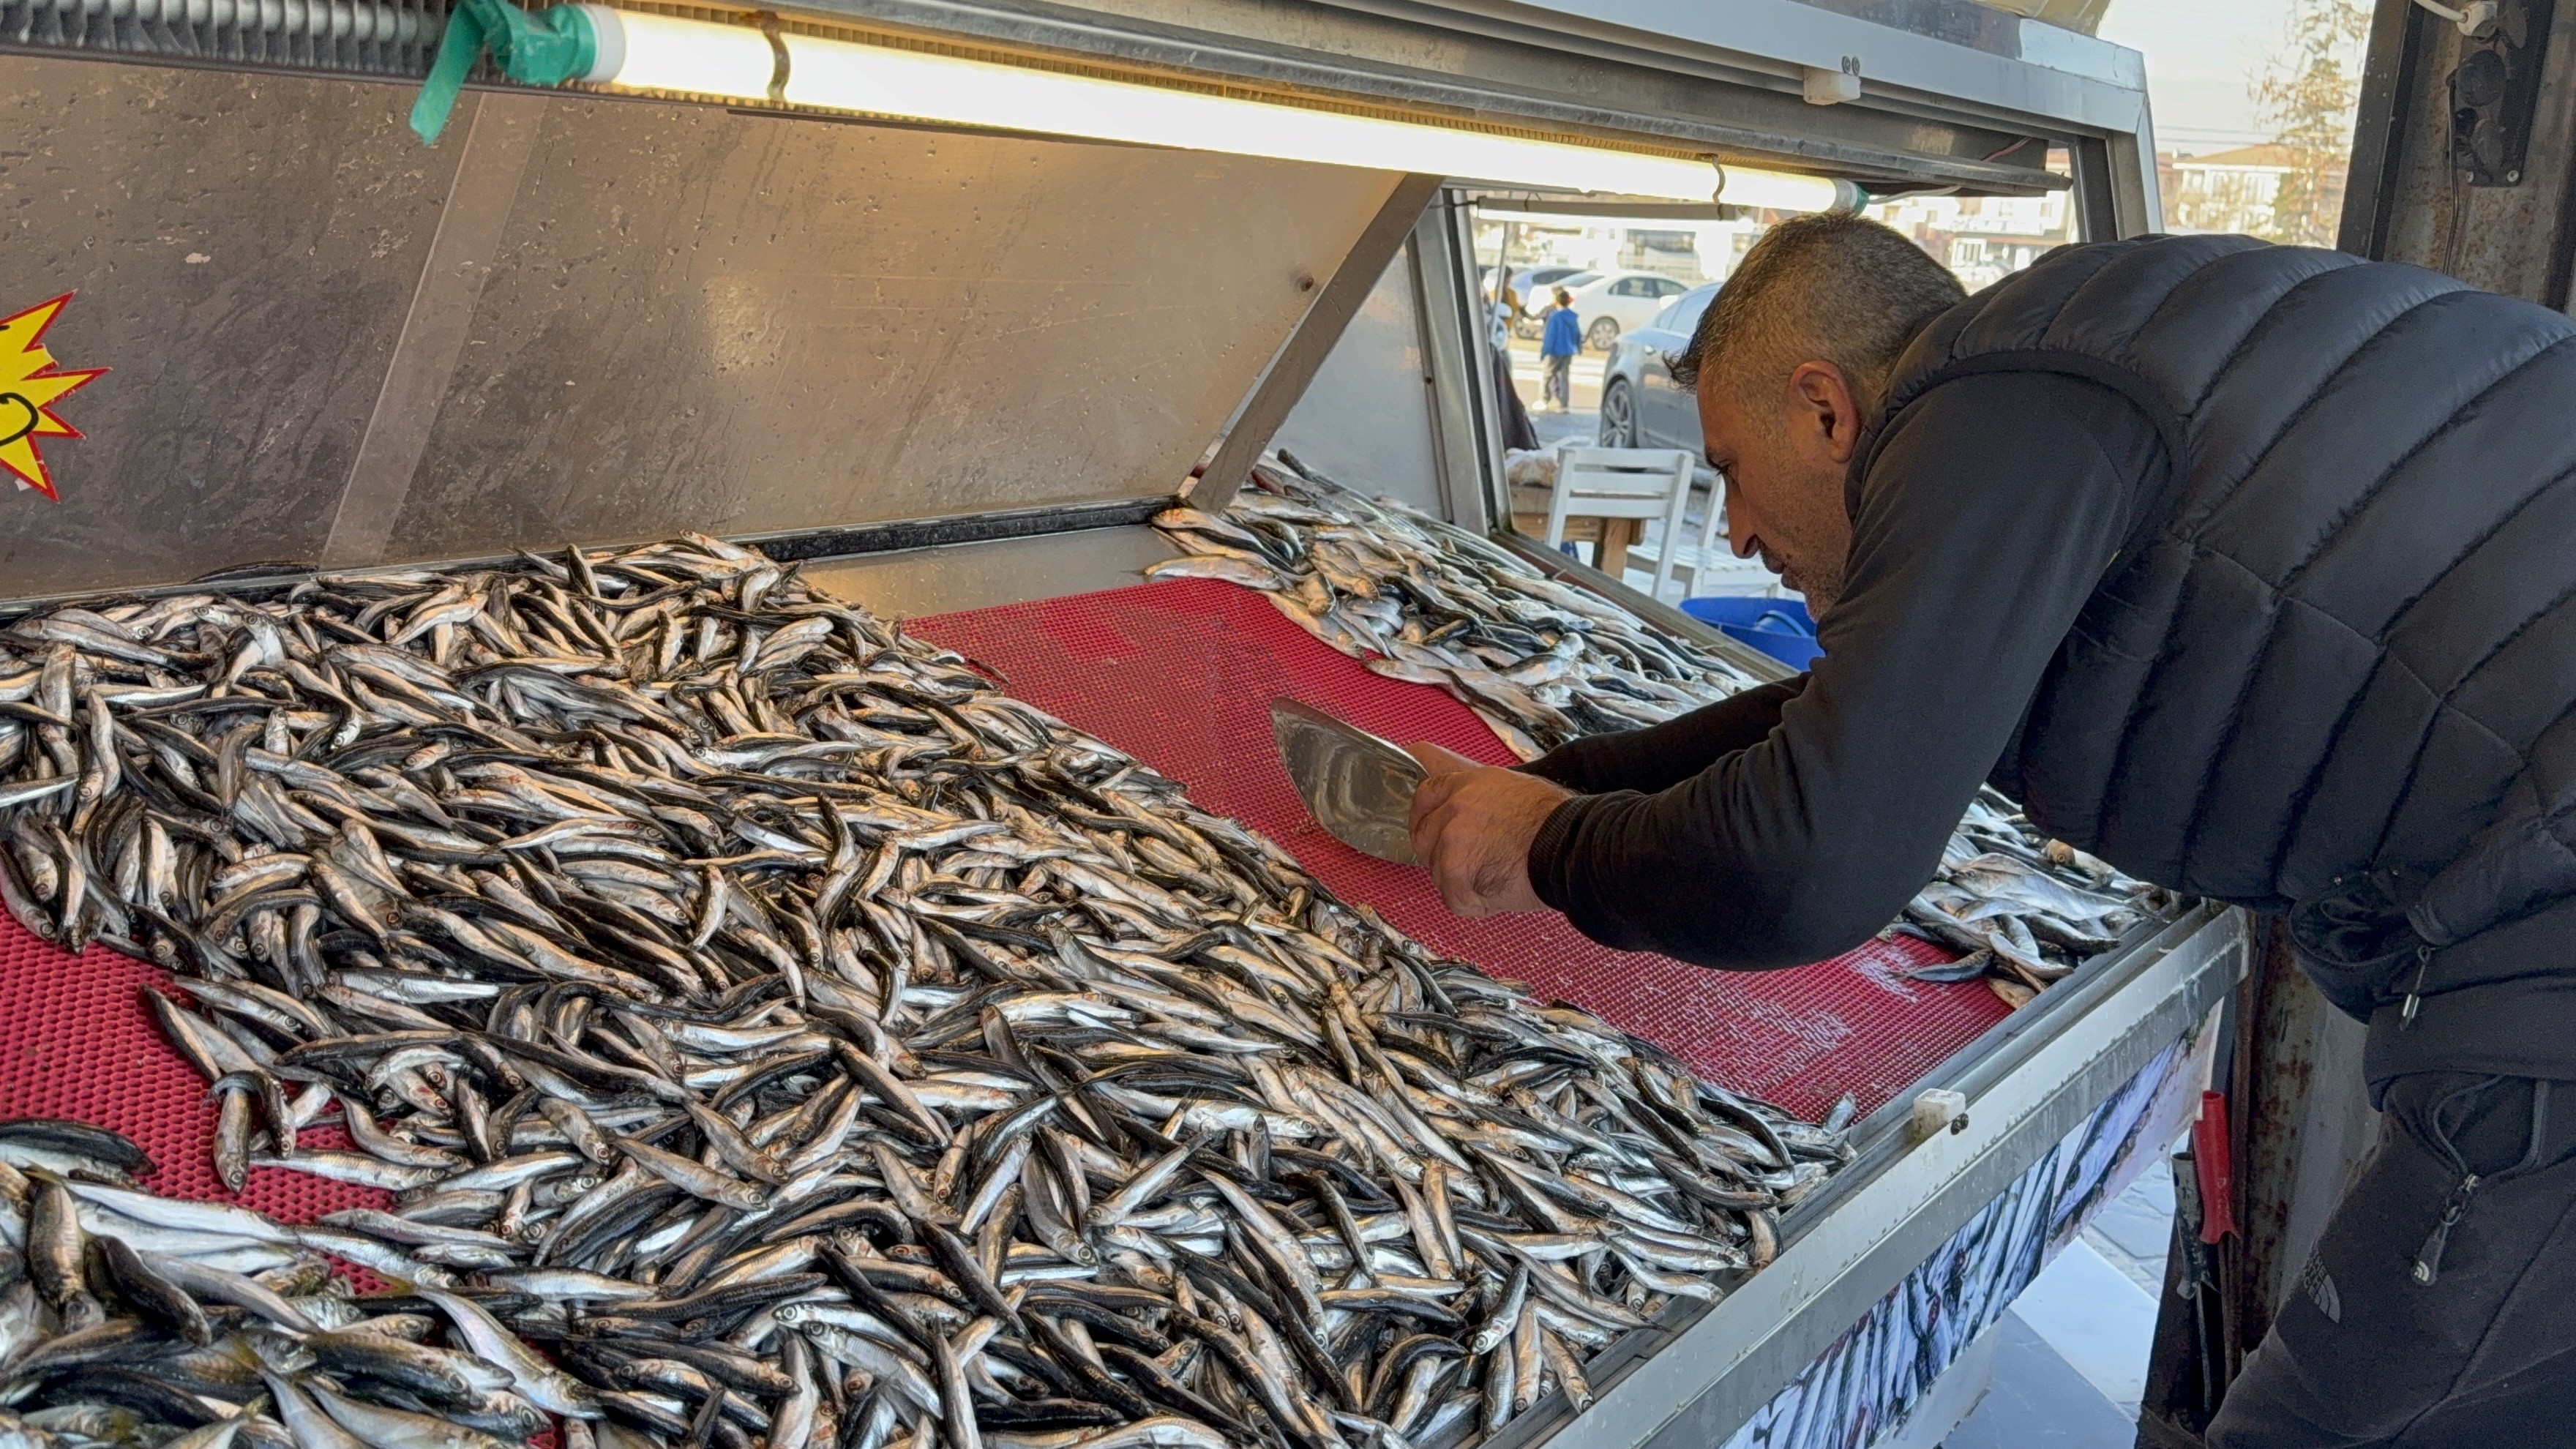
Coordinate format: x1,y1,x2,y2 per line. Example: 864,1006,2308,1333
1272,698,1426,865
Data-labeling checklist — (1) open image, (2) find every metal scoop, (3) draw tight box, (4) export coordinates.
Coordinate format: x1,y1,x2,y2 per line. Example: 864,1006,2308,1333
1270,698,1426,864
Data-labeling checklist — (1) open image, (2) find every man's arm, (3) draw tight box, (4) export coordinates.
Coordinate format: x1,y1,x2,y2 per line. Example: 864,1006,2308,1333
1520,678,1805,797
1525,371,2163,970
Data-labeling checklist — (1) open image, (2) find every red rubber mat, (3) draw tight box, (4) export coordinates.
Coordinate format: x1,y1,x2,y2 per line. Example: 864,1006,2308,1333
0,574,2002,1216
913,577,2010,1120
0,935,385,1219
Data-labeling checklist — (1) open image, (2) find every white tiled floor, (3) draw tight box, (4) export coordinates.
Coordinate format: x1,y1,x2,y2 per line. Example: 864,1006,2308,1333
2010,1238,2161,1415
1939,1311,2141,1449
2084,1155,2177,1295
1941,1158,2176,1445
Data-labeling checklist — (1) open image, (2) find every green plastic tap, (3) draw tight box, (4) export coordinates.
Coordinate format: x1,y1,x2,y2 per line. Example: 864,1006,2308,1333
411,0,599,144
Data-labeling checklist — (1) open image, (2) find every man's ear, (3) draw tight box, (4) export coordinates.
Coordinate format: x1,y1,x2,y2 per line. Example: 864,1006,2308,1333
1788,361,1864,465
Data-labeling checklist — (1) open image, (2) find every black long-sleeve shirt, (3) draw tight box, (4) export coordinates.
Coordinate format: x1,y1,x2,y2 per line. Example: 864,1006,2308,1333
1521,371,2167,969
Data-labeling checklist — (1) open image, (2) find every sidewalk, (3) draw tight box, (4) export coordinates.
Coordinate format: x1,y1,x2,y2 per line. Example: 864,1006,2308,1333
1507,336,1603,439
1530,409,1598,447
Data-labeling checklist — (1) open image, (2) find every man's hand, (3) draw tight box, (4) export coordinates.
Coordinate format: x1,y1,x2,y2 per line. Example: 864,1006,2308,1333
1404,742,1571,918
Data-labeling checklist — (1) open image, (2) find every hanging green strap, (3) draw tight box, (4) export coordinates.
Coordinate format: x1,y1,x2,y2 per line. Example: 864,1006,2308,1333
412,0,600,144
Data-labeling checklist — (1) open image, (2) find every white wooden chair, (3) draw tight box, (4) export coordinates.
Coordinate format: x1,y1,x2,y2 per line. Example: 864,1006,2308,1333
1629,471,1781,599
1542,446,1697,599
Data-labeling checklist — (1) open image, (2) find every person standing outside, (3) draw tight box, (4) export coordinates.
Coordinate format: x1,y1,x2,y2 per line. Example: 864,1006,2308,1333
1539,287,1580,411
1485,286,1539,450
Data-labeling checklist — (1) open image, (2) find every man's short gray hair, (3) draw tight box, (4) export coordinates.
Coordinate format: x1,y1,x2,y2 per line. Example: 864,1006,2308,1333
1672,213,1967,415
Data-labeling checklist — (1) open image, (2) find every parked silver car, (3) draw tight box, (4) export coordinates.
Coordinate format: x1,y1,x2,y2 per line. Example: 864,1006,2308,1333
1595,280,1718,451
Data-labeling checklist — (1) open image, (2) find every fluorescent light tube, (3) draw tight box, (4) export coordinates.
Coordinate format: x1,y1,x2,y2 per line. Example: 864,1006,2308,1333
1712,166,1857,213
588,8,774,100
567,4,1851,210
777,29,1715,199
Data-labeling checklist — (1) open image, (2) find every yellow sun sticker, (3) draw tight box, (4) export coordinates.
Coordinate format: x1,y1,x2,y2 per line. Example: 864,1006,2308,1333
0,293,108,502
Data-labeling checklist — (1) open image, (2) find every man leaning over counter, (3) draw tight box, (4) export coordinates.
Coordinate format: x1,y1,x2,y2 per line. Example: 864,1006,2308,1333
1405,215,2576,1448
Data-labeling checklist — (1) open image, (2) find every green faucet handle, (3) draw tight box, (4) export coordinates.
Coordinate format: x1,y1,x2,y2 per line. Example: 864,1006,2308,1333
411,0,599,144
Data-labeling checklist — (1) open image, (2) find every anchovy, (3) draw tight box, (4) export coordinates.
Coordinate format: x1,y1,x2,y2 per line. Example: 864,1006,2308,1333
93,1232,211,1345
0,1118,155,1175
415,1287,601,1418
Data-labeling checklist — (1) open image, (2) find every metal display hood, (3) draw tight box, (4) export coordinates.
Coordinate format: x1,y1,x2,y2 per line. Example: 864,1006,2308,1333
0,5,2225,1448
0,0,2164,602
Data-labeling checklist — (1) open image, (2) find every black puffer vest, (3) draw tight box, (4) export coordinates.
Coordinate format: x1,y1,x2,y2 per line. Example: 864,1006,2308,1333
1867,236,2576,1061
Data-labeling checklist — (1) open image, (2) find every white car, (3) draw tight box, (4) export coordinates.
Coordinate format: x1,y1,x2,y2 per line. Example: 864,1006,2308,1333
1545,269,1696,351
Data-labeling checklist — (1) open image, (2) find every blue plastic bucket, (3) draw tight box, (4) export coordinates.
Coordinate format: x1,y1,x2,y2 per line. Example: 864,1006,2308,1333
1680,596,1823,670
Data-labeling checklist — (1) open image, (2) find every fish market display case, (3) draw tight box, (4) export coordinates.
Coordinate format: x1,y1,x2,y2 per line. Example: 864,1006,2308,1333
0,0,2236,1443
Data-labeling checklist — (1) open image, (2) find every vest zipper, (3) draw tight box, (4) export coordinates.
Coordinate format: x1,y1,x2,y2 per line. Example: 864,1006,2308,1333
2401,945,2434,1030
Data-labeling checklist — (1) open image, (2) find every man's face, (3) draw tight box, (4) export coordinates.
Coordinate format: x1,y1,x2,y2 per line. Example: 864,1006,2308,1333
1696,361,1864,613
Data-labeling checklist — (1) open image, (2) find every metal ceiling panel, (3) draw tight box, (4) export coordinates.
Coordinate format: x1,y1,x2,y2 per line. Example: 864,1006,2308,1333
5,0,2146,195
1388,0,2149,131
370,94,1403,562
0,53,1404,589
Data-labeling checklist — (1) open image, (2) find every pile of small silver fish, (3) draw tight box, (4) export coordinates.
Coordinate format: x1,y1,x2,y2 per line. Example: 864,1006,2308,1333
0,1115,585,1449
1150,459,2165,1007
1896,795,2170,1007
1149,465,1766,760
0,535,1847,1448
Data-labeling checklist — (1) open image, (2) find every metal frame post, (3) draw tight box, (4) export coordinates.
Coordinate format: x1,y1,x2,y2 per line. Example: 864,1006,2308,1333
2141,918,2381,1442
2222,922,2378,1369
2341,0,2433,260
2068,135,2130,242
2103,124,2168,236
2333,0,2576,304
1404,187,1509,533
